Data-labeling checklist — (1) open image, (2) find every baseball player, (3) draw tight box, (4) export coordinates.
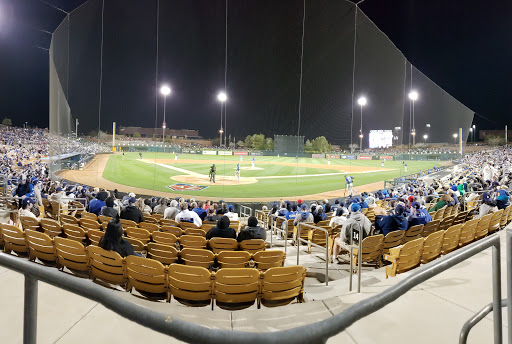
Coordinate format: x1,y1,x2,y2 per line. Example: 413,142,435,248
404,162,407,173
240,155,243,162
345,175,354,196
139,152,142,159
381,159,385,167
209,164,216,183
328,157,331,165
122,152,125,160
175,153,178,161
252,157,255,168
235,163,241,181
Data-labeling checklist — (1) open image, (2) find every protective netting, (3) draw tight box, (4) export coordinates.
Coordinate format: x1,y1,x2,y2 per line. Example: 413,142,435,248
48,0,474,196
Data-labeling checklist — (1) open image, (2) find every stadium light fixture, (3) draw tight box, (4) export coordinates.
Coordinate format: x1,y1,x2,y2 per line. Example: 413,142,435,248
217,91,227,147
423,134,428,143
357,96,366,151
160,85,171,96
357,97,367,106
453,133,458,144
217,91,227,102
426,123,431,128
160,84,171,144
408,91,418,101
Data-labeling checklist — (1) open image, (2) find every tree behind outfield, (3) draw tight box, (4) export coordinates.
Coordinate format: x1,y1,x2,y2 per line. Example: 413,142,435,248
305,136,332,153
2,118,12,126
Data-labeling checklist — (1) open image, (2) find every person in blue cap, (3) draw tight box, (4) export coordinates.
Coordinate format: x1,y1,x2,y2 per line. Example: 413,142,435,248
496,187,510,210
375,203,408,236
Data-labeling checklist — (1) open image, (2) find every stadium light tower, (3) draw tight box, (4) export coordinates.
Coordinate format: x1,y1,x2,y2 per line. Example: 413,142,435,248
357,96,367,151
453,133,458,144
473,124,476,142
160,85,171,143
423,134,428,144
408,91,419,146
469,127,473,143
217,91,227,146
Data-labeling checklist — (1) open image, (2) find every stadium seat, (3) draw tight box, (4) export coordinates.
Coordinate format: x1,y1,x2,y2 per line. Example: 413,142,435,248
179,222,199,230
422,219,441,237
138,222,159,233
351,234,384,272
1,224,29,255
160,219,179,227
62,223,87,243
180,248,215,269
97,215,112,224
184,228,207,237
403,224,424,243
217,251,251,268
488,210,504,234
441,224,463,255
500,205,511,228
160,226,183,237
384,237,424,278
143,216,159,225
147,243,179,265
179,235,207,249
438,215,455,232
239,239,266,254
81,212,98,221
79,218,101,231
126,227,151,245
458,218,479,247
120,219,137,229
307,226,332,255
213,268,260,310
61,214,80,226
258,266,306,308
168,264,213,307
254,250,285,270
474,213,492,240
40,218,63,238
87,229,103,246
209,237,238,254
151,231,178,246
452,210,468,226
201,223,216,232
382,231,406,255
125,237,145,254
421,231,444,264
126,255,169,301
54,237,89,272
25,229,56,263
20,216,41,231
87,245,127,286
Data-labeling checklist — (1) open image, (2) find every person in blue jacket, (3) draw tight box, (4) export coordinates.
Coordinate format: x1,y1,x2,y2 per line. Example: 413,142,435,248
375,203,408,236
407,201,431,228
496,188,510,210
13,175,35,200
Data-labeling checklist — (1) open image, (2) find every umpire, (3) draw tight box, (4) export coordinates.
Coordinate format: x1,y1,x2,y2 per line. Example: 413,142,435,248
209,164,216,183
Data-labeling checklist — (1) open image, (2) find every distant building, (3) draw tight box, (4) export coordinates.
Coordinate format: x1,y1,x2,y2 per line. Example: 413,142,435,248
119,127,200,139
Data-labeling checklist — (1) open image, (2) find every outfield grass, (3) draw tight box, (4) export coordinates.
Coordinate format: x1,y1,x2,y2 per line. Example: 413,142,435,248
102,152,443,198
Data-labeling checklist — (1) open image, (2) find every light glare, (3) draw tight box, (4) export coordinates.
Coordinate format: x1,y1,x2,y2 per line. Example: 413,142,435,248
160,85,171,96
217,91,227,102
408,91,419,101
357,97,367,106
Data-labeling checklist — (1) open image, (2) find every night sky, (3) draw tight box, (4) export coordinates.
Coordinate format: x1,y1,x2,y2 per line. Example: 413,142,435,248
1,0,511,144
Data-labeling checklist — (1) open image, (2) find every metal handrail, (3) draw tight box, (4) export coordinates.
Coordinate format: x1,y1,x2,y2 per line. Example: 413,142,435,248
269,215,290,254
0,231,503,343
239,205,252,219
296,222,330,286
459,298,507,344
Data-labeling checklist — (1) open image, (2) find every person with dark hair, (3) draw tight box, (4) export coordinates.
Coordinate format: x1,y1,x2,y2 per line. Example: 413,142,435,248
206,215,236,239
496,188,510,210
375,204,408,236
313,206,327,223
237,216,266,242
88,191,109,216
192,201,207,221
429,194,453,213
100,196,119,217
205,206,219,222
120,197,145,223
98,216,135,257
477,192,498,218
285,204,299,220
407,201,430,228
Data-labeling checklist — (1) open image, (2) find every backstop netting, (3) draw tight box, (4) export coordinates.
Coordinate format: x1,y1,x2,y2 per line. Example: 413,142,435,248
48,0,475,196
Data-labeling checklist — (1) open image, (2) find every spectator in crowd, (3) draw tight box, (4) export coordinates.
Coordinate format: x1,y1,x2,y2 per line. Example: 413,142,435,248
375,204,408,236
164,200,179,220
293,204,314,226
477,192,498,218
496,188,510,210
225,205,239,221
19,198,37,220
192,202,207,221
206,215,236,240
175,202,202,227
120,197,145,223
407,201,431,228
100,196,119,218
153,198,167,215
237,216,266,242
313,206,327,223
99,216,136,257
89,191,108,216
429,194,453,213
329,208,347,228
331,203,371,263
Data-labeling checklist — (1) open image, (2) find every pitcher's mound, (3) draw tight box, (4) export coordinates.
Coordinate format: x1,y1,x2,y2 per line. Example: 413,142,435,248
172,174,258,186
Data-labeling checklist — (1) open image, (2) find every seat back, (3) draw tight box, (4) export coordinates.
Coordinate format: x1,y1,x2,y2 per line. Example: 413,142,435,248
143,216,159,225
40,218,62,238
395,238,424,274
20,216,41,231
217,251,251,268
147,243,179,265
87,245,126,285
1,224,28,254
452,210,468,226
475,213,492,240
214,268,260,310
120,219,137,229
151,231,178,245
308,228,329,247
403,224,424,244
500,206,511,228
168,264,212,306
87,229,104,246
441,224,463,255
209,237,239,254
126,255,168,296
382,231,405,254
254,250,285,270
160,226,183,237
125,237,145,253
180,248,215,269
80,218,101,231
70,201,86,217
180,235,207,249
201,223,216,232
260,266,306,307
49,200,61,219
25,229,56,262
97,215,112,224
438,215,455,232
459,218,479,247
126,227,151,244
179,222,199,230
60,214,80,226
160,219,179,227
81,212,98,221
62,223,87,243
184,228,207,237
488,209,504,234
54,237,89,271
433,207,446,220
421,231,444,264
138,222,159,233
359,234,384,264
239,239,266,254
422,219,441,237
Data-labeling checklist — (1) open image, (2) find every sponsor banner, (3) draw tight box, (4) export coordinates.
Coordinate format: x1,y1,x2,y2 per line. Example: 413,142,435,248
234,151,248,156
358,156,372,160
250,151,263,156
218,151,233,156
327,154,340,159
167,184,208,191
380,155,393,160
341,155,356,160
312,154,325,159
202,150,217,155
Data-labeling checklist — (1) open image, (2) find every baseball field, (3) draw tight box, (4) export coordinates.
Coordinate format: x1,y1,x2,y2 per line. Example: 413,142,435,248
59,152,448,201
